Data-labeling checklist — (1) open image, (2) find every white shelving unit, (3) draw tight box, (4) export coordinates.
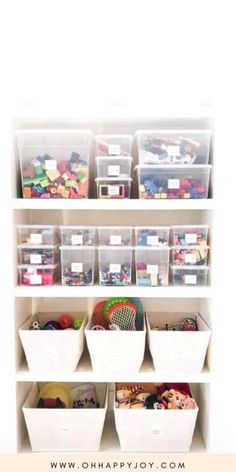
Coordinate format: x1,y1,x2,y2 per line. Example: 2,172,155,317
5,110,234,455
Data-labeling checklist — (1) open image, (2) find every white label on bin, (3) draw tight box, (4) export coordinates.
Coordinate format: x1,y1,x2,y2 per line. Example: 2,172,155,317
167,145,180,156
45,159,57,170
30,254,42,264
168,179,180,189
29,274,42,285
30,233,42,244
110,235,122,245
108,186,120,196
71,263,83,273
108,144,121,155
110,264,121,272
108,165,120,177
147,235,159,246
184,275,197,285
185,233,197,244
147,265,159,274
71,235,83,245
185,253,197,264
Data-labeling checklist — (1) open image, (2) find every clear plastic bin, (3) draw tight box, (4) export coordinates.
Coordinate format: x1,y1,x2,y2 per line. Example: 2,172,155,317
60,246,95,286
17,225,59,245
95,134,133,156
171,265,209,286
98,227,132,246
17,129,93,199
171,225,209,246
171,246,209,266
136,165,211,199
60,226,96,246
96,177,132,199
18,264,60,285
135,247,170,286
18,245,60,265
135,227,170,246
136,129,211,165
96,156,133,178
98,246,132,285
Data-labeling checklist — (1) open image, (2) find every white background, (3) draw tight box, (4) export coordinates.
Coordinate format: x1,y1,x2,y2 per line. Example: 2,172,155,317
0,0,236,453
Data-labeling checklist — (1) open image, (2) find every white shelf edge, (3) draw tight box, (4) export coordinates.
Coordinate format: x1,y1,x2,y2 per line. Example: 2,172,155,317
14,285,213,298
12,198,214,211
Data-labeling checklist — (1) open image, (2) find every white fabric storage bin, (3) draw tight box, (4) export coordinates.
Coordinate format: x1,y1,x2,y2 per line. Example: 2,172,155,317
19,313,87,373
23,383,108,452
114,391,198,452
147,312,211,373
85,318,146,373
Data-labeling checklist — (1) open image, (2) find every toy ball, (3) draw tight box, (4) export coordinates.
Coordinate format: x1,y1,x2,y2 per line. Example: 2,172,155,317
183,318,198,331
30,320,41,330
73,317,83,330
43,320,62,330
59,313,74,329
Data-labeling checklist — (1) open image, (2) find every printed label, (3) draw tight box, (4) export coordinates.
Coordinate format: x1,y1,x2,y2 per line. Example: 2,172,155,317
30,254,42,264
184,274,197,285
185,253,197,264
110,235,122,245
147,235,159,246
45,159,57,170
71,262,83,273
147,265,159,274
110,264,121,272
71,234,83,245
168,179,180,189
108,186,120,196
167,145,180,157
30,233,42,244
108,144,121,155
185,233,197,244
108,165,120,177
30,274,42,285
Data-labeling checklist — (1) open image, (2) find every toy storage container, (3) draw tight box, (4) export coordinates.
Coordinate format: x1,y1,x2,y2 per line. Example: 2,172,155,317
60,246,96,286
95,134,133,157
171,265,209,286
18,245,60,265
96,156,133,179
96,177,132,199
147,312,211,373
19,313,87,373
60,226,96,246
135,226,170,246
136,130,211,165
17,225,59,245
136,165,211,199
98,246,132,285
18,264,60,285
85,318,146,374
114,385,198,452
98,226,132,246
23,383,108,452
17,129,93,199
171,225,209,246
135,247,170,286
171,246,209,266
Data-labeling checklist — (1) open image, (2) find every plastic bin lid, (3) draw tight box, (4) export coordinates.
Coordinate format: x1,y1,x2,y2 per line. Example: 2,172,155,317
17,224,58,229
134,164,212,171
135,226,170,230
18,263,59,269
60,225,95,230
17,244,59,249
170,265,209,270
95,177,132,182
172,225,209,229
95,156,133,162
98,226,132,230
171,245,209,249
98,246,133,250
135,129,212,136
135,246,171,251
59,245,96,250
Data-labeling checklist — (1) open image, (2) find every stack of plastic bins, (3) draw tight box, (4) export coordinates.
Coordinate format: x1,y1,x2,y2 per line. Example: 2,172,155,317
95,134,133,199
17,225,60,286
170,225,210,286
135,130,212,199
17,129,93,199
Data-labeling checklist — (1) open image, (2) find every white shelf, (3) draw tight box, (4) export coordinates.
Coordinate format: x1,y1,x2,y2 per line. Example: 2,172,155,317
13,198,214,211
16,350,211,383
14,284,212,298
21,421,206,454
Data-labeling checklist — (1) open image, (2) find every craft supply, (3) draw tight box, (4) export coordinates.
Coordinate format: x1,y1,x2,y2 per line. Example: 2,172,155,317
60,226,95,246
171,265,209,286
18,245,60,265
135,247,170,287
99,264,131,285
17,225,59,245
135,227,170,246
18,264,59,285
171,225,209,246
60,247,95,286
171,246,209,266
62,267,93,286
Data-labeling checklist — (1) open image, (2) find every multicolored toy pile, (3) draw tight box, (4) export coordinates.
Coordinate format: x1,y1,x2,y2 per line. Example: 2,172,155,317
36,383,99,409
29,313,83,330
90,298,144,331
115,383,197,409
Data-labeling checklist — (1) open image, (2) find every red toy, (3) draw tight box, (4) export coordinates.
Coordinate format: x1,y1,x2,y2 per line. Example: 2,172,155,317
59,314,74,329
